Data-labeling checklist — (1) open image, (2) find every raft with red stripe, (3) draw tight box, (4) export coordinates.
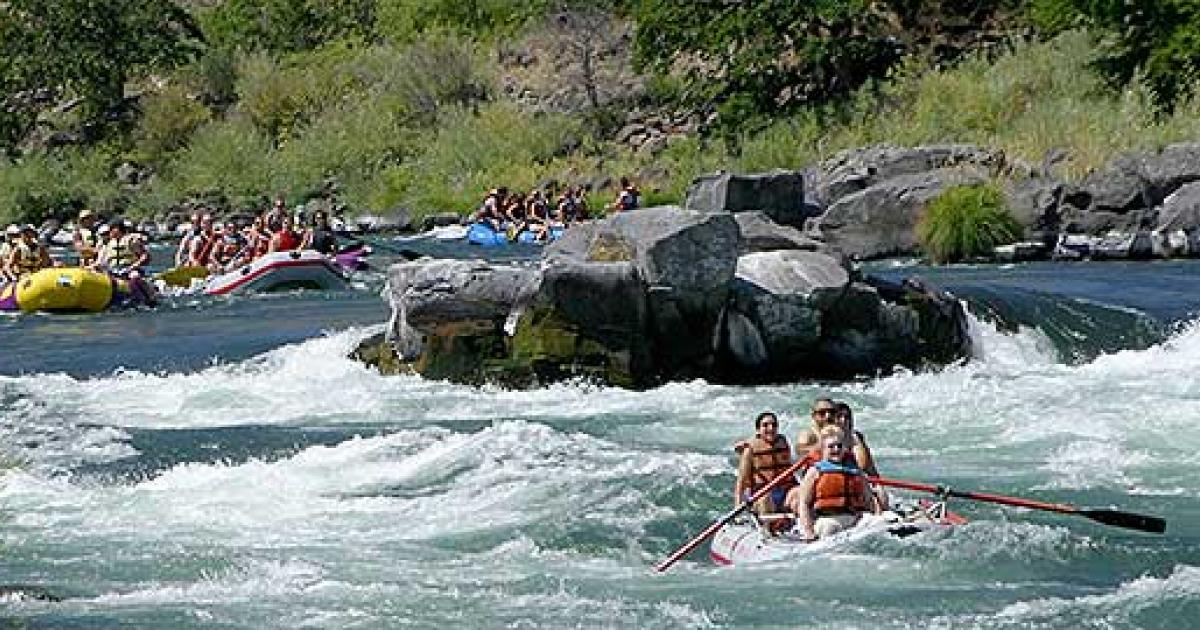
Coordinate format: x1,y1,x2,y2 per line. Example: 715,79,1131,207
203,250,348,296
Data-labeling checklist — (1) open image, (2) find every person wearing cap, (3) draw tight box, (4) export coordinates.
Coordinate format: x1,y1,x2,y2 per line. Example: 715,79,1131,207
6,224,52,278
73,209,100,266
0,224,21,282
95,220,149,277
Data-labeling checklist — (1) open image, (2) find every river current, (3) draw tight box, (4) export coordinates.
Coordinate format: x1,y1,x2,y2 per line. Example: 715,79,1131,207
2,245,1198,628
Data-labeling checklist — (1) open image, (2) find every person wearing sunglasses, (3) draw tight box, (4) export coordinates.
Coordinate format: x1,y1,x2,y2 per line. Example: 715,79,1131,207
793,397,840,456
793,426,880,541
733,411,796,517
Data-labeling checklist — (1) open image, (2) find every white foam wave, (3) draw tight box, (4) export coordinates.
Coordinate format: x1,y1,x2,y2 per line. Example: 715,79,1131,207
991,564,1200,625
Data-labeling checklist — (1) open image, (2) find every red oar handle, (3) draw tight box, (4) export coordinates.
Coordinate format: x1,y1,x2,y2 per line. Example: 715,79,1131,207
655,457,805,573
870,476,1079,514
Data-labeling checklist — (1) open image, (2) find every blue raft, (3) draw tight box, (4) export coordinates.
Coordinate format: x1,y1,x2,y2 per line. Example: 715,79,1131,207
466,222,564,246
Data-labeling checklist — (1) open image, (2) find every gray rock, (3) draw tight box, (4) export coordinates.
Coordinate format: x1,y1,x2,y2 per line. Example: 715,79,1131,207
1091,231,1154,260
814,167,988,259
1078,154,1149,214
1155,181,1200,232
684,170,812,227
419,212,464,232
813,144,1004,207
388,259,539,332
546,206,739,373
734,212,825,255
725,250,847,370
1141,143,1200,200
1003,177,1064,242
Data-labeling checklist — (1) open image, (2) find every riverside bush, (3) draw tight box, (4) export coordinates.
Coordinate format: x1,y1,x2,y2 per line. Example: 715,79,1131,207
0,151,122,225
158,117,273,209
917,184,1021,264
133,86,212,165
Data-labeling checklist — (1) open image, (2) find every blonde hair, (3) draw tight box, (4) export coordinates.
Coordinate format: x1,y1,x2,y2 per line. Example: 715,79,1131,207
819,425,846,443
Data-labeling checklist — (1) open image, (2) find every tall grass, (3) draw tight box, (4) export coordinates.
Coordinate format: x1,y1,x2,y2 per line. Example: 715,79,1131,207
917,184,1022,264
0,151,122,225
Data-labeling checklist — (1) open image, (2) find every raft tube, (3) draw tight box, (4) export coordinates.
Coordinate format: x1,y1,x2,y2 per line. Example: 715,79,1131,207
466,222,564,246
203,250,348,296
0,267,150,313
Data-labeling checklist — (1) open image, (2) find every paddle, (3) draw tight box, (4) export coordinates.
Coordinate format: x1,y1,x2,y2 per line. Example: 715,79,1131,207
654,458,805,573
156,265,209,288
870,476,1166,534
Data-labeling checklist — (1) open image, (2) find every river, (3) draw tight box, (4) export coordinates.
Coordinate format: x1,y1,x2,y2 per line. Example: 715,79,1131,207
2,244,1198,628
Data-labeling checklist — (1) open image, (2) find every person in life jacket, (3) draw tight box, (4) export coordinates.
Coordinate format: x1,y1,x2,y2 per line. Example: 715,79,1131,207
794,399,878,473
733,411,796,515
0,224,22,282
95,221,149,277
794,426,880,541
73,209,100,266
6,225,53,278
606,177,640,213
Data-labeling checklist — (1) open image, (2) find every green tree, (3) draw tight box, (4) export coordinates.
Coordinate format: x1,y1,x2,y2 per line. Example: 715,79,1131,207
631,0,902,127
0,0,200,153
200,0,377,54
1031,0,1200,109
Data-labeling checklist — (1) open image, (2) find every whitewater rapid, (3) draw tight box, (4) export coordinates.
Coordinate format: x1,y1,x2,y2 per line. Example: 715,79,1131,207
2,312,1198,628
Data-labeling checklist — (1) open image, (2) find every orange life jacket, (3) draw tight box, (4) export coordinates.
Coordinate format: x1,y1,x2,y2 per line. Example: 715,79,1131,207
812,460,871,514
749,435,795,491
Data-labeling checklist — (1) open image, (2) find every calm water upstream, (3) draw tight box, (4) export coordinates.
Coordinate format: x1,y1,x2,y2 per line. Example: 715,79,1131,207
2,247,1198,628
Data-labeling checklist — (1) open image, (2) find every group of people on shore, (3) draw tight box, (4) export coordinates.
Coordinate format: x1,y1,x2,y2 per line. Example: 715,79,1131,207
175,197,340,274
1,210,151,283
733,398,885,541
471,178,640,242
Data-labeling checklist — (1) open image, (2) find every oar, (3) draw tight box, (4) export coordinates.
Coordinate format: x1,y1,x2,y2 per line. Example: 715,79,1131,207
870,476,1166,534
654,458,805,573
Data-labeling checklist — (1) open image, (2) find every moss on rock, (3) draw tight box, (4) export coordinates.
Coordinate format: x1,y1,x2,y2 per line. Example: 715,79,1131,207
508,306,637,388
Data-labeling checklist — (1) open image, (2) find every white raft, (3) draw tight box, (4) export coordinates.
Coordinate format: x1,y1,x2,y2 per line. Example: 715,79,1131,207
710,499,966,565
203,250,348,296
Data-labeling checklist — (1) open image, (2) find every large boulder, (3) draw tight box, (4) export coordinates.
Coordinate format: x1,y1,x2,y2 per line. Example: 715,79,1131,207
813,167,988,259
723,251,846,373
684,170,814,227
1141,143,1200,200
547,206,739,375
1003,177,1064,244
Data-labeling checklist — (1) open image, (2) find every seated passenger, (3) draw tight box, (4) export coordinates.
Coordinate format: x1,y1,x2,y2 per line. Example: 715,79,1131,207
268,215,302,253
606,177,640,214
186,215,217,267
473,188,506,230
73,209,100,266
302,210,339,255
175,213,202,266
7,224,53,278
95,221,148,277
209,222,245,272
0,224,21,282
733,412,795,516
794,427,881,541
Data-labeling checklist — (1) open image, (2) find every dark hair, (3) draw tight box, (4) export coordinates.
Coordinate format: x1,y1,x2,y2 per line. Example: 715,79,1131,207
755,411,778,429
834,402,852,419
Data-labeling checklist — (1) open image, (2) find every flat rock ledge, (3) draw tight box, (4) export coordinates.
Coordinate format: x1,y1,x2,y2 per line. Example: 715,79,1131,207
355,207,971,389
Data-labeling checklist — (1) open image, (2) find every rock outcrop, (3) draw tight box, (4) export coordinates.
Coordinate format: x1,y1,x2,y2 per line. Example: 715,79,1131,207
363,206,972,388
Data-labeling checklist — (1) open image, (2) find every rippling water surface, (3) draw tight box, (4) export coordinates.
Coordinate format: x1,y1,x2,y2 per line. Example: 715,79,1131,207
2,253,1198,628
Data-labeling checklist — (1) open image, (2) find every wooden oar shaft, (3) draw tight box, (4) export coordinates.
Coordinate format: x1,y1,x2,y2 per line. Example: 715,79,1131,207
654,458,805,573
871,477,1078,514
871,476,1166,533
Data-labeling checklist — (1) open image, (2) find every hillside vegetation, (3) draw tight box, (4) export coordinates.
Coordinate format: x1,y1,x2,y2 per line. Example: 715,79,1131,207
3,0,1200,227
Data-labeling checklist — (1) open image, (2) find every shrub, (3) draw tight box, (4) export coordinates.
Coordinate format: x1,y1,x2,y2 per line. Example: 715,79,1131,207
917,183,1022,264
158,116,273,209
0,150,123,225
133,86,212,165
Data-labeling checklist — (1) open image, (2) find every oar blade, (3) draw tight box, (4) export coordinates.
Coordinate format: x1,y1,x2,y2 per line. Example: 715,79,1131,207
1080,508,1166,534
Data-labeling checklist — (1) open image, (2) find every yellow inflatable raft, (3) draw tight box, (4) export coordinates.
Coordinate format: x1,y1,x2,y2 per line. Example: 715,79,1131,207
0,267,123,313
